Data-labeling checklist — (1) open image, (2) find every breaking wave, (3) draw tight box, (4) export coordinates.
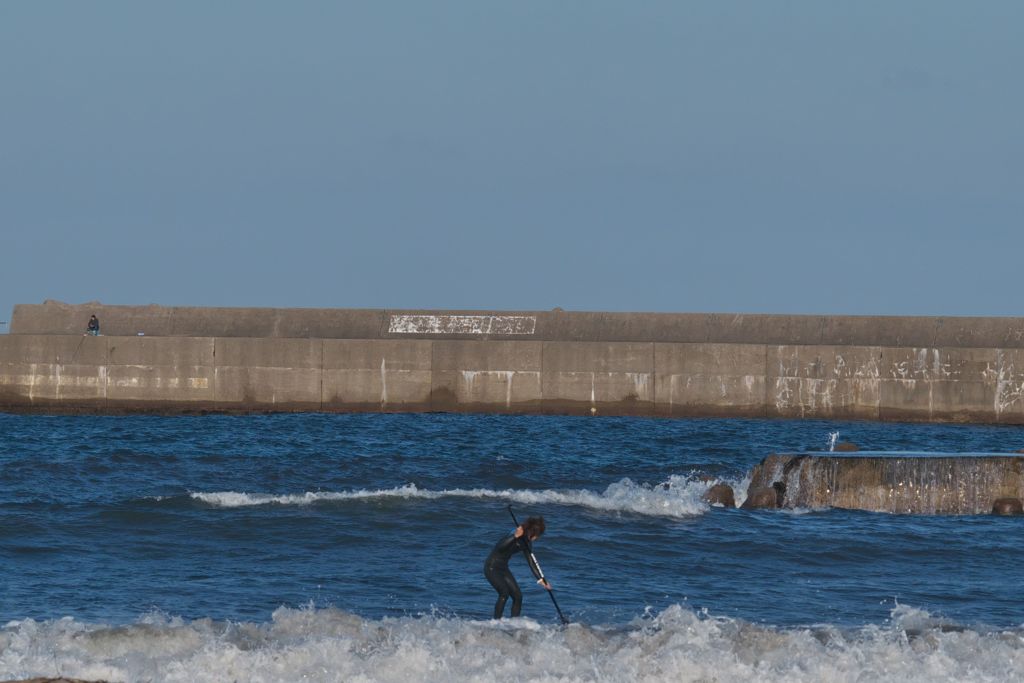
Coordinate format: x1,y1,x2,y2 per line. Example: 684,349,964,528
2,604,1021,683
188,474,743,519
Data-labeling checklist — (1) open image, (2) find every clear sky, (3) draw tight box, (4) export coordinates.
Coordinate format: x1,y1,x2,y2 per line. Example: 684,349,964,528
2,2,1022,326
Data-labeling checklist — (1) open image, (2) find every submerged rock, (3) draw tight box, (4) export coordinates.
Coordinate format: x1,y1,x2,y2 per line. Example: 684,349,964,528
833,441,859,452
740,487,779,510
703,483,735,508
992,498,1023,515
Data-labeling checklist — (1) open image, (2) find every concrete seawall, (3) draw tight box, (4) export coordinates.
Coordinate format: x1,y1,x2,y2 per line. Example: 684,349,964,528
3,302,1024,421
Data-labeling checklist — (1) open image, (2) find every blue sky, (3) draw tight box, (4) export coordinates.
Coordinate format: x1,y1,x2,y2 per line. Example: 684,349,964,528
2,2,1022,325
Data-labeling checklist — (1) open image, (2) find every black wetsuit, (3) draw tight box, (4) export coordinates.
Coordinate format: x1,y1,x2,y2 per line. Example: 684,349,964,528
484,532,543,619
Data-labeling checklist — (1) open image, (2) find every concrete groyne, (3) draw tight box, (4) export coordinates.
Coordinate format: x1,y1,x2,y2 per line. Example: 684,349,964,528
3,301,1024,422
746,453,1024,514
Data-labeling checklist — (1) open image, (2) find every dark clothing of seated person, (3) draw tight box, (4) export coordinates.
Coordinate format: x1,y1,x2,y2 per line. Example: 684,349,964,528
86,315,100,336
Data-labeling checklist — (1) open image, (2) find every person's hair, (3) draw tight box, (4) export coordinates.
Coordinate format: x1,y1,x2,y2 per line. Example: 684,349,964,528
522,516,545,539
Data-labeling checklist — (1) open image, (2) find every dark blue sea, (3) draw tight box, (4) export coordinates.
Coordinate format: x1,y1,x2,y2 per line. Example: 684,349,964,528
2,413,1023,682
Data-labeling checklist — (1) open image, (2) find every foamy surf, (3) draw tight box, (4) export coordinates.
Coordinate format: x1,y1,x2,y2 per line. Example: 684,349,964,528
1,605,1021,683
188,474,737,518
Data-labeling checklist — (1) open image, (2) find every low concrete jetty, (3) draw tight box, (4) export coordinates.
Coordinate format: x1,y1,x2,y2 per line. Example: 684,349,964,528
746,453,1024,514
4,301,1024,422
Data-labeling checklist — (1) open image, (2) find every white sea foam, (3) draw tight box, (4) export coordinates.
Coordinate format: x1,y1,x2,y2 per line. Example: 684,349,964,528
1,604,1021,683
188,474,738,519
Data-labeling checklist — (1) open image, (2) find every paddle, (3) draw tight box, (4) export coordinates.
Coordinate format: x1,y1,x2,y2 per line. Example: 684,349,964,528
508,504,569,625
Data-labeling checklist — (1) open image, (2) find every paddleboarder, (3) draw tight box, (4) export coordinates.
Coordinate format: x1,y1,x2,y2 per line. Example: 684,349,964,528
484,515,551,619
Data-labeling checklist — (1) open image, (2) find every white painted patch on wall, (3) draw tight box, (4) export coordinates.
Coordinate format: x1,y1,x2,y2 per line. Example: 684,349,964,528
776,347,800,378
28,363,37,401
0,372,99,388
774,377,793,410
590,372,596,407
992,350,1024,416
892,348,949,380
388,315,536,335
774,377,843,415
853,355,881,379
914,348,929,375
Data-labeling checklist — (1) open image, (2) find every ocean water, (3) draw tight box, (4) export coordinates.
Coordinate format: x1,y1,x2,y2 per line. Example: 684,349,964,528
2,412,1024,682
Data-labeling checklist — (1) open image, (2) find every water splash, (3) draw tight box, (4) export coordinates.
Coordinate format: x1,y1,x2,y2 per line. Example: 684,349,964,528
827,431,840,452
2,604,1021,683
187,475,736,519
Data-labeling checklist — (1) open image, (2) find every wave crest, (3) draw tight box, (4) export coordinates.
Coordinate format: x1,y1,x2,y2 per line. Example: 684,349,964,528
2,605,1021,683
189,474,731,518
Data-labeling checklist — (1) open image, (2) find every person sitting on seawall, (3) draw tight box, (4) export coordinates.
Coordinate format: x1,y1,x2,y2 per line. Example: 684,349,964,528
85,314,100,336
484,516,551,619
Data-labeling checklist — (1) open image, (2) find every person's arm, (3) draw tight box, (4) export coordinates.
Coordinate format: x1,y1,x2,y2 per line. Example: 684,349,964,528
520,540,552,589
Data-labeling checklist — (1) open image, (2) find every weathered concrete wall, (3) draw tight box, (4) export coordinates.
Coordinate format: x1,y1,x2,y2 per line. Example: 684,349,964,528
107,336,215,411
431,341,543,413
10,302,388,340
655,343,765,417
4,332,1024,421
6,303,1024,421
540,342,653,415
322,339,432,412
214,338,322,411
768,345,883,420
0,335,108,411
14,301,1024,347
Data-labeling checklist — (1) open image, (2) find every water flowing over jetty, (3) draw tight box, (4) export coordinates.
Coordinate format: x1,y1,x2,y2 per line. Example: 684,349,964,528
746,453,1024,514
